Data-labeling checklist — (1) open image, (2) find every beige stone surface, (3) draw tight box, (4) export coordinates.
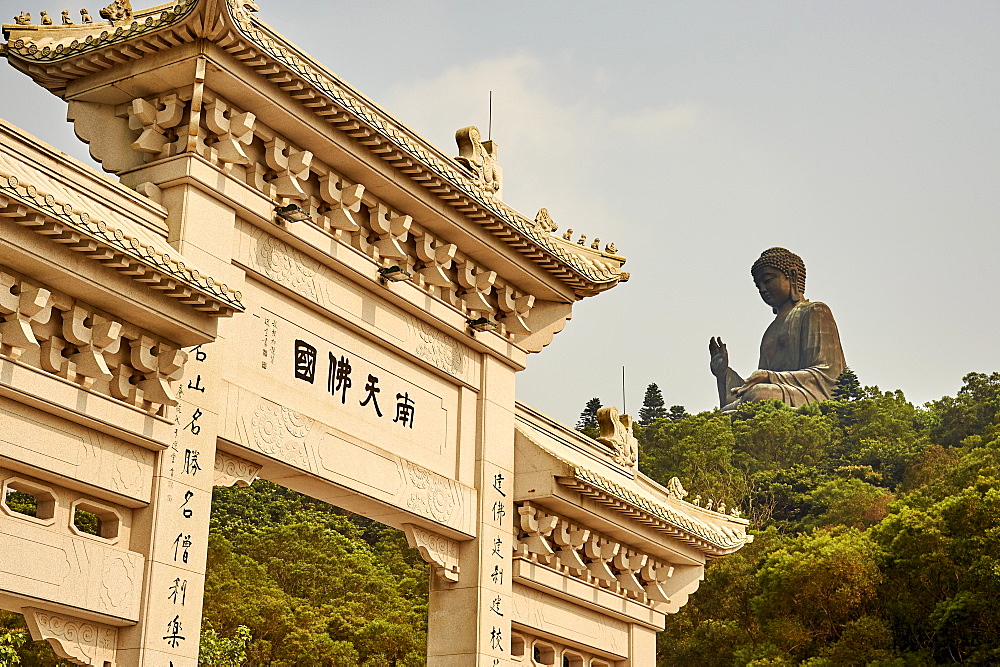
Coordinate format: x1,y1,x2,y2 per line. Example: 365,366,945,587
0,1,747,664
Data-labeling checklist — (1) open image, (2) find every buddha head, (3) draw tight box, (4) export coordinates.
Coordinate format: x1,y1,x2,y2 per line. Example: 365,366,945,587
751,247,806,312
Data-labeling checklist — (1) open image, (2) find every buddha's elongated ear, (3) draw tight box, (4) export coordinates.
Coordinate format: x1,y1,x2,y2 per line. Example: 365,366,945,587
788,269,802,302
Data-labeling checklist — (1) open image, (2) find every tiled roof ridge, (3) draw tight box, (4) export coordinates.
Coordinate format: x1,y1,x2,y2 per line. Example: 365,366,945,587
0,165,244,315
566,467,748,552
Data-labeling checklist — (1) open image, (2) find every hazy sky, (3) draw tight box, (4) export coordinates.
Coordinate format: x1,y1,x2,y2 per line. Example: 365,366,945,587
2,1,998,426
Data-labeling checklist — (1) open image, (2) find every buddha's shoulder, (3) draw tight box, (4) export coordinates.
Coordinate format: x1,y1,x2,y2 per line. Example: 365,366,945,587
796,300,837,318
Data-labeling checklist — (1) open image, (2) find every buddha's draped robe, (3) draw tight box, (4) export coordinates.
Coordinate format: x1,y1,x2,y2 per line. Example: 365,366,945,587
721,300,846,410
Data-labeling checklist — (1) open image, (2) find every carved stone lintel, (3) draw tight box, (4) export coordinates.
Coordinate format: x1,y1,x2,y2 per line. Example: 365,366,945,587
213,450,262,488
402,523,460,583
22,608,118,667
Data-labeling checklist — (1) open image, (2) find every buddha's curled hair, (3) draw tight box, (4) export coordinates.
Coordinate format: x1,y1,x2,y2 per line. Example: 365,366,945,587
751,247,806,295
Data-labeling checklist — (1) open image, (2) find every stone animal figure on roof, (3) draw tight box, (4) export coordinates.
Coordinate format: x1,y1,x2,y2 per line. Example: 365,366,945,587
100,0,132,22
709,247,846,412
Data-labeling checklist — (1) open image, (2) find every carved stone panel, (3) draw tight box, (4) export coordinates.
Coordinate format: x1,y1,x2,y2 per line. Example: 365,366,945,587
403,523,460,582
511,583,630,658
0,399,154,504
213,450,262,488
225,386,476,537
0,514,143,621
23,608,118,667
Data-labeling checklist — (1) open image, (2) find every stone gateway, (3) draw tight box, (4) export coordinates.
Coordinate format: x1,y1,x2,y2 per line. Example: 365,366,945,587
1,2,749,664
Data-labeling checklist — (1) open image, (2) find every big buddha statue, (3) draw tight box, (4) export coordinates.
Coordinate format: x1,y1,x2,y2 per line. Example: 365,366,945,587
709,247,846,412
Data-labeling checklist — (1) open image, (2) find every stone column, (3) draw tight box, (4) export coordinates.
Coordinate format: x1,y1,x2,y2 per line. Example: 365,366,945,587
117,340,220,666
427,355,516,666
117,179,241,666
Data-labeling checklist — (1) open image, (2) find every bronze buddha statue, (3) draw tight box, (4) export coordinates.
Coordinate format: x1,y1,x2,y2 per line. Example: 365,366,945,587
709,247,846,412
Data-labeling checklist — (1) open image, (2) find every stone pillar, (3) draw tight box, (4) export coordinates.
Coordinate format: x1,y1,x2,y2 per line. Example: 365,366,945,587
117,340,219,666
117,180,240,666
427,355,516,666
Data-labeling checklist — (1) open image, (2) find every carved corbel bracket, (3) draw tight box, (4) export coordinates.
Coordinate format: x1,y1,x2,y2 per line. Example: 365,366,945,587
213,451,262,488
498,286,534,335
127,95,185,161
266,137,313,200
318,172,365,233
0,272,52,360
22,607,118,667
402,523,460,583
369,203,412,261
61,305,123,387
414,233,457,288
583,534,620,587
551,520,590,575
518,503,558,564
456,261,496,315
204,98,256,166
128,335,185,407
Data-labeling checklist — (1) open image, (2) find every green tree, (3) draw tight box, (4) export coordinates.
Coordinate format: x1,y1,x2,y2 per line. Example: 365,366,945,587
199,625,250,666
638,383,668,425
927,371,1000,447
832,367,862,401
202,482,429,666
668,405,689,420
576,397,602,438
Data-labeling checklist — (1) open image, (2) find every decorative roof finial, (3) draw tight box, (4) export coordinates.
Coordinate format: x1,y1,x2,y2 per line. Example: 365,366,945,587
595,406,639,469
591,238,600,250
562,228,573,241
40,10,52,24
605,242,617,254
61,9,73,23
666,477,688,500
577,234,586,246
455,126,503,200
14,11,31,25
80,8,93,23
99,0,132,22
534,208,558,233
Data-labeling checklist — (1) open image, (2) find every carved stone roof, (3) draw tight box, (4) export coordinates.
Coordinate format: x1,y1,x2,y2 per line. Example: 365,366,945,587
514,405,751,558
1,0,627,298
0,120,243,316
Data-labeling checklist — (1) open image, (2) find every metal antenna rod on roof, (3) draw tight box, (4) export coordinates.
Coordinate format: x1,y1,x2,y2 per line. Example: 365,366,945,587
622,365,627,414
488,91,493,141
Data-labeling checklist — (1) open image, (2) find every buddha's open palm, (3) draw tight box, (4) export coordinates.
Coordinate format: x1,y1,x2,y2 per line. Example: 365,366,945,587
709,337,729,378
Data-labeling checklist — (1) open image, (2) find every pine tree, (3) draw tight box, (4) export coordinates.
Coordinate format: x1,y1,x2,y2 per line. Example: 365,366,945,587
833,367,862,401
639,384,668,425
668,405,689,420
577,397,603,438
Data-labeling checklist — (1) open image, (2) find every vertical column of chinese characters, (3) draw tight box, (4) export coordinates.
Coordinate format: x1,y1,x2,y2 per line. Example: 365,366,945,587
125,343,219,665
485,469,511,665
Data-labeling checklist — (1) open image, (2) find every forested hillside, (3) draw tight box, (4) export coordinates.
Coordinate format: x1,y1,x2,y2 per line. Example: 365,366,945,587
2,372,998,665
642,371,1000,665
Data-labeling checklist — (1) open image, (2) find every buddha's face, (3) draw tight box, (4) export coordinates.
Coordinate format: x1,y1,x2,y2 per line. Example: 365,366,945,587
752,266,792,309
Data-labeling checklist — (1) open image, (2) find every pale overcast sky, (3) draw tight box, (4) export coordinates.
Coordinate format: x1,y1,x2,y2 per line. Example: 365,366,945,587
2,1,998,425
